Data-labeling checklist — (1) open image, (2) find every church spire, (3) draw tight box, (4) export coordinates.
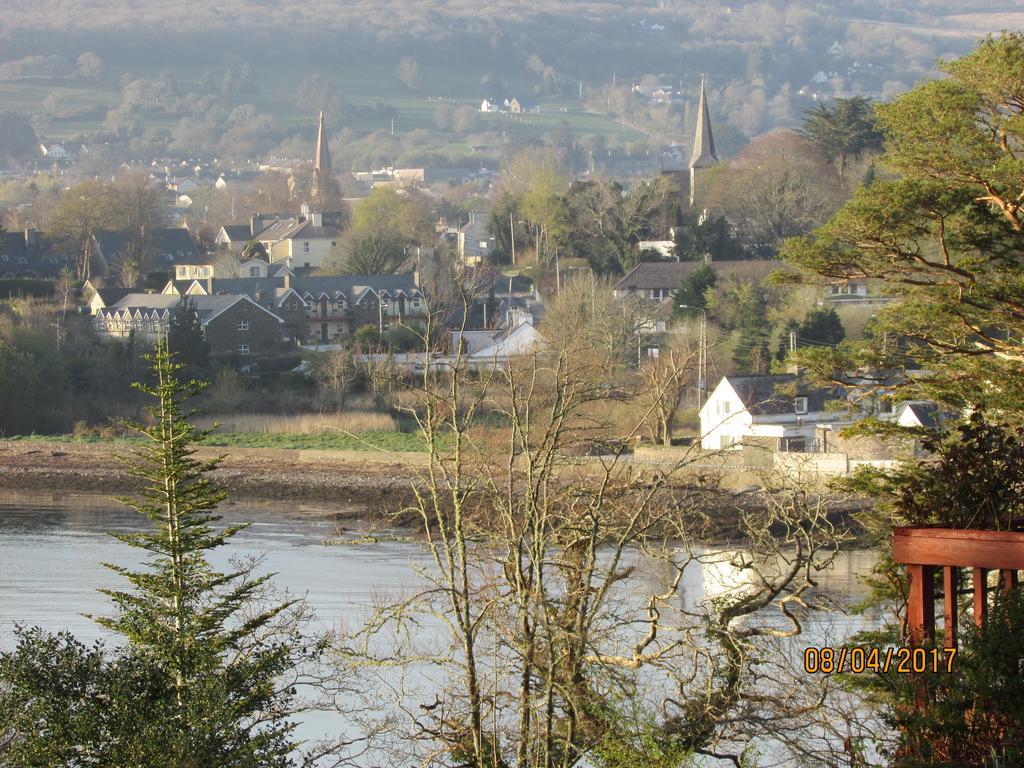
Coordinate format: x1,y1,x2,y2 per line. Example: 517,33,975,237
310,110,332,211
688,77,718,207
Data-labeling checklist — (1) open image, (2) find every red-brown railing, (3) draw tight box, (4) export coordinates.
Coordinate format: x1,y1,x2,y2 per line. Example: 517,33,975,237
892,527,1024,646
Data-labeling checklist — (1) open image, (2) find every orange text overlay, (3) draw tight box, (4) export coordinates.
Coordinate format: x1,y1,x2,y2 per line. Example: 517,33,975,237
803,646,957,674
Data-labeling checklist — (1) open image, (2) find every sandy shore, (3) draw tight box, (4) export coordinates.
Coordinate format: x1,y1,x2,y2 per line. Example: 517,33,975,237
0,440,422,507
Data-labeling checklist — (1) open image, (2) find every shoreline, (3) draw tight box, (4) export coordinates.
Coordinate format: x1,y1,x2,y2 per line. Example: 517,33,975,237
0,440,422,508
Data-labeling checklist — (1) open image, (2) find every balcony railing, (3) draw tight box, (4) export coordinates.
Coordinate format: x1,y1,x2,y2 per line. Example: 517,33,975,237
892,527,1024,646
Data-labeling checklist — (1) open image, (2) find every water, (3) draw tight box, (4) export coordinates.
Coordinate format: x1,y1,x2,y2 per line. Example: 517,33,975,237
0,490,883,763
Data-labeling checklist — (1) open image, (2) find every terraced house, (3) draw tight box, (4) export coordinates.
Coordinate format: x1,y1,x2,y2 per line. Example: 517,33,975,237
161,272,427,345
92,293,288,359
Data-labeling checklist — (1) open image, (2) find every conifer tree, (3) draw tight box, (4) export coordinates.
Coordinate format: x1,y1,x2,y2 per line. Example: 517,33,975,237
96,339,298,766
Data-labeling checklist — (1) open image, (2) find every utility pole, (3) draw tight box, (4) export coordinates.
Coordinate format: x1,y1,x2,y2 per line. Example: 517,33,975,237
509,212,516,265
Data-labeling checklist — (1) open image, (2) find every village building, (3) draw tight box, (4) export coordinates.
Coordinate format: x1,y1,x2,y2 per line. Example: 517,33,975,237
93,292,288,358
612,260,785,302
699,374,854,452
689,76,719,207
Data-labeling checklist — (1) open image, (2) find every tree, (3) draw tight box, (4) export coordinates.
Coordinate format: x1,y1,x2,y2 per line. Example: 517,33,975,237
94,341,301,765
168,298,209,370
837,413,1024,764
672,263,717,313
798,307,844,347
342,231,406,274
395,56,421,91
782,33,1024,416
314,348,361,409
707,130,844,256
0,628,176,766
638,339,697,445
46,180,118,282
340,274,847,766
112,169,168,283
799,95,883,181
0,112,39,161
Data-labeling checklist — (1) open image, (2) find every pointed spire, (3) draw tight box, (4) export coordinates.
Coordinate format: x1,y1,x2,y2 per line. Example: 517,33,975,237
310,110,332,211
689,77,718,169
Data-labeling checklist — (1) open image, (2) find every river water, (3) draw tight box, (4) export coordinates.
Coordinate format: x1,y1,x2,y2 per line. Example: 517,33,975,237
0,490,883,763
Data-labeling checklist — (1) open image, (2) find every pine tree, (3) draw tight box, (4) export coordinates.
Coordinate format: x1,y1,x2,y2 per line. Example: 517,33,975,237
95,339,298,767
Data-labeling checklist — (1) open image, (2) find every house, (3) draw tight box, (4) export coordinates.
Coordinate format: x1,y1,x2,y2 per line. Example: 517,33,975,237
480,99,502,113
93,228,201,277
612,260,785,302
256,208,342,270
0,229,69,278
93,293,288,358
451,314,544,368
893,401,946,430
699,374,853,452
214,224,257,253
84,285,133,315
823,278,892,306
161,271,426,345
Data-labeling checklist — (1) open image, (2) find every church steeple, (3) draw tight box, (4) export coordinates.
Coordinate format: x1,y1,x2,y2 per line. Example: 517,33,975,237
688,77,718,207
310,110,332,211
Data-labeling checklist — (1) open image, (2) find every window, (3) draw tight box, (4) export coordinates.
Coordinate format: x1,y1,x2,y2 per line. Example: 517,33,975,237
238,344,250,355
249,266,260,277
303,241,310,254
794,397,808,414
717,400,732,416
237,320,249,331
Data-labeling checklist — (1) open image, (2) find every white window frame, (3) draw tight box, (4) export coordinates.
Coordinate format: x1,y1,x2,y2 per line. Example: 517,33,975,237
238,344,250,355
237,320,249,331
794,397,809,414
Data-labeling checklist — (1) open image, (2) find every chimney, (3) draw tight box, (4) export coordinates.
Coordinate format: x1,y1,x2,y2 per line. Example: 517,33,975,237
283,271,291,291
299,202,310,221
205,277,213,295
24,228,39,249
251,214,262,237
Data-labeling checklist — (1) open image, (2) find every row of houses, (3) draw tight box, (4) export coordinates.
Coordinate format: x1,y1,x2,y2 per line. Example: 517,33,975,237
87,270,428,356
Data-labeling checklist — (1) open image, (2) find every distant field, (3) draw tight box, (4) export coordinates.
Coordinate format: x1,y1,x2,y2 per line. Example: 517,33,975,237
14,59,643,147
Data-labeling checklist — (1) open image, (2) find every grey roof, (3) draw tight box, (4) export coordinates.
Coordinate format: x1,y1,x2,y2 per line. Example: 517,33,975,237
257,218,342,242
900,401,946,430
0,231,69,278
94,287,133,305
689,77,718,169
727,375,841,416
220,225,252,242
95,228,200,266
613,260,785,292
111,293,181,310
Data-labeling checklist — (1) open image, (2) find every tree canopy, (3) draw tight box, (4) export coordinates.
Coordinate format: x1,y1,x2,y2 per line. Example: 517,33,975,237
782,32,1024,417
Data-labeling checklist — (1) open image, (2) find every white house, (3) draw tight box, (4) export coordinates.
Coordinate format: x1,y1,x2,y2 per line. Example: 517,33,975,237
451,316,545,369
699,374,852,452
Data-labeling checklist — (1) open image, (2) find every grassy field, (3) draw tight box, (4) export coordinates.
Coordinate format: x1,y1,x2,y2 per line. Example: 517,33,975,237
6,430,431,452
16,58,644,146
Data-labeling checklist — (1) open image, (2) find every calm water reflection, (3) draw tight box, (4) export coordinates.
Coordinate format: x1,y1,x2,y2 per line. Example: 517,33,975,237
0,490,883,763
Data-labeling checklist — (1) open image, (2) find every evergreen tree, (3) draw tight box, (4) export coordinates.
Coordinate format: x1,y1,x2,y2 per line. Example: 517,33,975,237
96,340,299,766
798,307,844,346
672,262,717,314
784,33,1024,416
799,95,883,181
168,297,209,370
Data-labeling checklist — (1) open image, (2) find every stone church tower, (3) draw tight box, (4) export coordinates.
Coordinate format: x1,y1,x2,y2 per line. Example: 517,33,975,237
309,110,333,212
688,77,719,208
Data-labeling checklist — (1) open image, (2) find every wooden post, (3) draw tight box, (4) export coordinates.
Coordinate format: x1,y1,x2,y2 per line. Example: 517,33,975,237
907,564,935,645
972,568,987,628
943,566,957,648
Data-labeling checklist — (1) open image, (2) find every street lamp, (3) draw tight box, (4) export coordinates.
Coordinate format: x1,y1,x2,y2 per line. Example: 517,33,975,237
678,304,707,411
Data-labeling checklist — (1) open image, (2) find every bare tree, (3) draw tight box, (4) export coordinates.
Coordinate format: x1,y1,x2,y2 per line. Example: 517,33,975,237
638,336,697,446
336,272,849,767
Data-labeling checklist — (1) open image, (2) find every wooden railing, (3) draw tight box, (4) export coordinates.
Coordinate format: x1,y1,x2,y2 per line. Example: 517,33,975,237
892,527,1024,646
